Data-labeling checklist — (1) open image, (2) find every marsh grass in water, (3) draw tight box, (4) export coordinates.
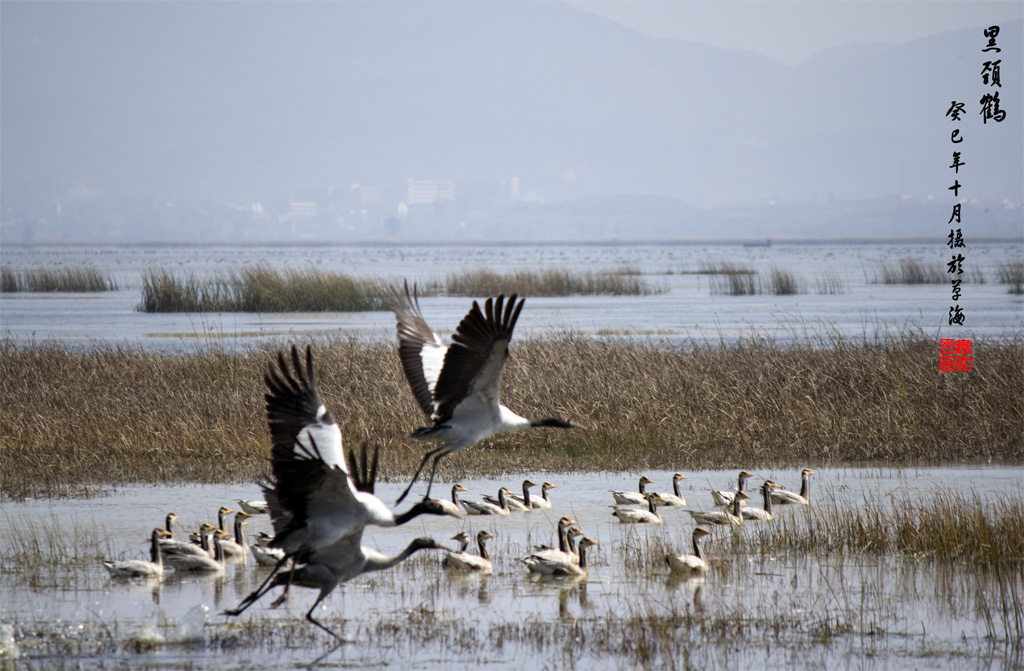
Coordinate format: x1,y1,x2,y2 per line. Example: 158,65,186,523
1,267,116,293
443,268,655,296
738,491,1024,566
707,265,804,295
138,266,398,313
996,261,1024,294
1,334,1021,499
868,258,986,285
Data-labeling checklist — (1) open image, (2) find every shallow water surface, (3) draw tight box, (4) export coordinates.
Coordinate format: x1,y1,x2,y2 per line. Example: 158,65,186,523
1,466,1021,670
2,242,1021,351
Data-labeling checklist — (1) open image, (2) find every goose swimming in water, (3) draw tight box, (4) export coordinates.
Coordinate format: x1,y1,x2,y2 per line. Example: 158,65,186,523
689,491,750,527
656,473,688,507
390,282,584,503
524,536,597,578
612,492,667,524
166,529,231,574
435,484,469,517
771,468,816,505
103,528,170,579
218,512,253,563
461,487,514,516
665,527,712,577
611,475,655,506
525,526,585,570
161,522,217,559
741,480,780,522
485,480,536,511
440,530,496,574
511,481,557,510
711,470,754,507
236,499,269,515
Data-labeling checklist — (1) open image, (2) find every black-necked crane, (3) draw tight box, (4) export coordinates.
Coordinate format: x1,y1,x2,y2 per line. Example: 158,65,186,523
711,470,754,507
390,282,584,503
665,527,712,577
260,345,459,557
102,528,170,579
742,480,780,521
224,437,447,640
223,345,454,640
611,475,655,505
771,468,816,505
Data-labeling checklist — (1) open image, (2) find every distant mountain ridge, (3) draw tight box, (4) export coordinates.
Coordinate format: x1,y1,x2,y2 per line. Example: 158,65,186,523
1,2,1020,242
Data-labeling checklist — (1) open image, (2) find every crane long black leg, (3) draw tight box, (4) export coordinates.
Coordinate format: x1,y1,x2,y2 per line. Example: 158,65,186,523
395,445,449,504
421,449,452,501
270,566,299,608
223,554,291,616
305,593,342,642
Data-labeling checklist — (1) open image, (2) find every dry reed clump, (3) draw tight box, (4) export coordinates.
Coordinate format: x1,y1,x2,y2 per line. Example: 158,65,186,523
996,261,1024,294
1,335,1021,500
444,268,654,296
137,266,401,313
1,267,116,293
746,491,1024,566
707,265,803,295
872,258,950,284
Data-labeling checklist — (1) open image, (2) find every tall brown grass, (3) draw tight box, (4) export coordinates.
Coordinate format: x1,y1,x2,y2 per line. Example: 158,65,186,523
1,334,1021,500
996,261,1024,294
138,266,397,312
444,268,654,296
1,267,116,292
744,491,1024,566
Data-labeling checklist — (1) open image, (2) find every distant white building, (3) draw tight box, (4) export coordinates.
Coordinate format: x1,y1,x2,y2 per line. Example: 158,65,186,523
407,178,455,205
288,201,317,220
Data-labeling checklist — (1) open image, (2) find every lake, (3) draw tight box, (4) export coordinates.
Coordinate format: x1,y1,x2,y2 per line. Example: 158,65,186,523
1,467,1021,670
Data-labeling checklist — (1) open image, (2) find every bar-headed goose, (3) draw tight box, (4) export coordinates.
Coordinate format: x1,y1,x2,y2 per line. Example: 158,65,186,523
665,527,712,577
611,475,655,505
771,468,816,505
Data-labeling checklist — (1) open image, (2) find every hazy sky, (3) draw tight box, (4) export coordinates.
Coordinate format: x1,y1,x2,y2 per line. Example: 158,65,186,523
570,1,1024,65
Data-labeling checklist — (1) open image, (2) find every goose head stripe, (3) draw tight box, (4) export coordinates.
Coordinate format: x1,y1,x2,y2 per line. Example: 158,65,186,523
390,281,585,503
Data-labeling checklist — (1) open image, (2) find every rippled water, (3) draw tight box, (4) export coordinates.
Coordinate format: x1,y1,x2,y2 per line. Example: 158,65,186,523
2,467,1021,669
2,242,1021,351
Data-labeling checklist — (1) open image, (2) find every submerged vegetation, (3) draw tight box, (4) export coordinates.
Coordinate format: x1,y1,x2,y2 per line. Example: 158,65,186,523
1,266,116,292
2,334,1020,500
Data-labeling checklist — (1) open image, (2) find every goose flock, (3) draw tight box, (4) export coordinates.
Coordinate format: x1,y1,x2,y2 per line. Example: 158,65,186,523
98,285,818,640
